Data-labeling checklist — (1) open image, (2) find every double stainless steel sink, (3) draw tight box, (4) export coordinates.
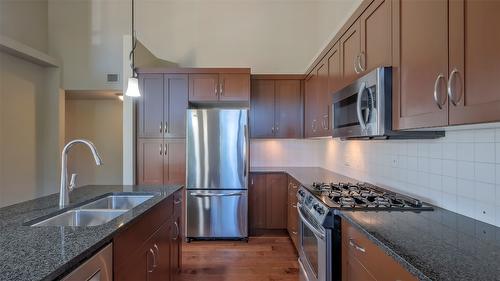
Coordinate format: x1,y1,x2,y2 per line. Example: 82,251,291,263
30,194,154,227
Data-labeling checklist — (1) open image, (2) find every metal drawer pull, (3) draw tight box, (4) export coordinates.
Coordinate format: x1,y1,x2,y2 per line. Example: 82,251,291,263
190,192,244,197
292,231,298,235
148,248,156,272
433,74,446,109
172,221,179,240
447,69,462,106
358,52,366,72
174,198,182,205
349,239,366,253
153,244,160,265
292,204,297,208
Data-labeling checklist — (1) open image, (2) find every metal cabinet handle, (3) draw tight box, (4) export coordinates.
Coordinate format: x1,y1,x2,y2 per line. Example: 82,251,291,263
174,198,182,205
292,204,297,208
354,54,361,74
358,52,366,72
214,84,218,96
164,121,168,134
148,248,156,272
349,239,366,253
159,144,162,155
153,244,159,266
433,74,446,109
172,221,179,240
447,69,462,106
159,121,163,133
219,81,224,96
321,114,328,130
312,119,317,132
163,143,167,158
292,231,298,235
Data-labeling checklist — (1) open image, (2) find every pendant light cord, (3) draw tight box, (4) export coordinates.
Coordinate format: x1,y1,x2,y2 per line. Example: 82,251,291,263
129,0,137,77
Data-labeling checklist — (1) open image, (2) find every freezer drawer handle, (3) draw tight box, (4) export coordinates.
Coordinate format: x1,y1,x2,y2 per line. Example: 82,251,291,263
190,192,245,197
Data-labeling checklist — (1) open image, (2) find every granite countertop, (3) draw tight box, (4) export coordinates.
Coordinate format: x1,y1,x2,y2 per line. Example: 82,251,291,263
251,166,500,281
0,184,183,281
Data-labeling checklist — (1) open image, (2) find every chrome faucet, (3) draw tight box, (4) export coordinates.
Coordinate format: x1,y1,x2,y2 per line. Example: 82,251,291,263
59,139,103,208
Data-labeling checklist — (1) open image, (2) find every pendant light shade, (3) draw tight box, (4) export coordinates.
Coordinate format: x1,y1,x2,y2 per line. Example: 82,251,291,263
125,77,140,97
126,0,140,97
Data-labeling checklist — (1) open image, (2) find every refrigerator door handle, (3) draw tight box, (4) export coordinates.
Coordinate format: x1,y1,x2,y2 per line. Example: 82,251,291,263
243,124,248,178
190,192,245,197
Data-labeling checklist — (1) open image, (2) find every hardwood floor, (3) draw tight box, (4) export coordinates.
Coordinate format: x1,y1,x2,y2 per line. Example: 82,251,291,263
179,236,299,281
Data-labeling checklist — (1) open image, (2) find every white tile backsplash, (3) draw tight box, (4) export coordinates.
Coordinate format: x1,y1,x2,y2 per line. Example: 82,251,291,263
250,127,500,227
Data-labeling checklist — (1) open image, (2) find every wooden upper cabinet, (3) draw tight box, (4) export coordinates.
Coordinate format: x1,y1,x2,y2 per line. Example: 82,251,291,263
448,0,500,125
340,20,361,85
137,139,164,185
304,73,317,138
392,0,449,129
164,74,188,138
138,74,164,138
188,74,219,102
219,73,250,102
250,79,275,138
275,80,303,138
359,0,391,73
164,139,186,185
316,60,330,136
328,43,342,96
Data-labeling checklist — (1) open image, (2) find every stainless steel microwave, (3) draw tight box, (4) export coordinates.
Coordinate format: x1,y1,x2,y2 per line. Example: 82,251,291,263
331,67,444,139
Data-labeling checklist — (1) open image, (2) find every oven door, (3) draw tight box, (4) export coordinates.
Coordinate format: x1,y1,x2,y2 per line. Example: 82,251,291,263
297,205,329,281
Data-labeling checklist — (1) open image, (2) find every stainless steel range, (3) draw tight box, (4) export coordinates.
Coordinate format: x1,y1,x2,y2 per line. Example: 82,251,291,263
297,182,432,281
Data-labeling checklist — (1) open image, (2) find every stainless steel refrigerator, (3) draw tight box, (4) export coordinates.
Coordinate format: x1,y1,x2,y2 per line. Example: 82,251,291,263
185,109,248,240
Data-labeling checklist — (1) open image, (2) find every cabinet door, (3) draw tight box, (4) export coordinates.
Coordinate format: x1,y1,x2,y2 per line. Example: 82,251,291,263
248,174,267,230
219,73,250,102
341,252,377,281
150,223,171,281
392,0,448,129
328,43,342,97
275,80,303,138
359,0,392,74
188,74,219,102
165,74,188,138
304,72,318,138
250,79,276,138
164,139,186,185
170,191,182,279
316,59,330,136
265,174,288,229
137,139,164,185
137,74,164,138
340,20,361,84
449,0,500,125
114,241,151,281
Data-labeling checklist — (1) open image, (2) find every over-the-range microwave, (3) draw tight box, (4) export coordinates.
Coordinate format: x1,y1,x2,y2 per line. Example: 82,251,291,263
331,67,444,140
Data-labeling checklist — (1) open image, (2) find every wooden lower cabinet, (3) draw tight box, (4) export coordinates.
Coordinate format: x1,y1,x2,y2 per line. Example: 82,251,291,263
137,138,186,185
248,173,288,233
342,220,417,281
287,177,299,251
170,190,183,279
114,192,182,281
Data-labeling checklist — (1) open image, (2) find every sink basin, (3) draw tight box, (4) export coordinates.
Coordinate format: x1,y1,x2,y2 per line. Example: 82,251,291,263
31,209,127,227
79,195,154,210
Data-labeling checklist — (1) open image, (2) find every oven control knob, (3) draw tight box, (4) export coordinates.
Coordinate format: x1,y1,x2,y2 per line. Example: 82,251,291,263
313,204,325,215
298,190,305,197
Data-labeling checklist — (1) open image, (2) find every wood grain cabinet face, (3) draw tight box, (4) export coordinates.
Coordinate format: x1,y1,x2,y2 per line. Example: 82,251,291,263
219,73,250,102
448,0,500,125
248,174,267,230
138,74,164,138
188,74,219,102
304,72,319,138
392,0,449,129
164,139,186,185
164,75,188,138
137,139,164,185
359,0,391,74
340,20,361,85
275,80,303,138
328,43,342,98
250,79,276,138
287,177,299,251
316,60,331,136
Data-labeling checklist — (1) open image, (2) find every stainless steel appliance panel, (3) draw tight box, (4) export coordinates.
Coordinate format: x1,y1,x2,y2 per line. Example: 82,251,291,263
61,243,112,281
186,109,248,190
187,190,248,238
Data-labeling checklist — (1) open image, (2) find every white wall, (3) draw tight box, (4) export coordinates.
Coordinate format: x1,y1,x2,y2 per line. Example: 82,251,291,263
48,0,130,91
65,98,123,186
250,128,500,227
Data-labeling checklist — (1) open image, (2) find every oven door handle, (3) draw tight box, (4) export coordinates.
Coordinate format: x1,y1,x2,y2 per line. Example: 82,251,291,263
297,204,325,240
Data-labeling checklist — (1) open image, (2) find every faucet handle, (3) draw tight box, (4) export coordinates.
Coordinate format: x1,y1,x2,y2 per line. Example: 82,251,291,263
69,173,78,191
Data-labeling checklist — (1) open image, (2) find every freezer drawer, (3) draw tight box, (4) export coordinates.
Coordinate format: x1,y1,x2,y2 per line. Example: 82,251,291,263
186,189,248,238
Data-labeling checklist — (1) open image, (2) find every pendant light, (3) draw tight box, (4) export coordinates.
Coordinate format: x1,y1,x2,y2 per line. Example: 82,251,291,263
125,0,140,97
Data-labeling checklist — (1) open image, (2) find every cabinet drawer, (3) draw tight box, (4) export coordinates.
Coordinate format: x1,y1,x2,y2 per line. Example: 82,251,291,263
114,196,173,267
341,220,417,281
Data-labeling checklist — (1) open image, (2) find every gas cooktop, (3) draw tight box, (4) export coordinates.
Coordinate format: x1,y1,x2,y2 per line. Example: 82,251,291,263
310,182,433,211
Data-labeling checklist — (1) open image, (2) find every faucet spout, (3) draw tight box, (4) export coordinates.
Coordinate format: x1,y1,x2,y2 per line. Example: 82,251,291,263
59,139,103,208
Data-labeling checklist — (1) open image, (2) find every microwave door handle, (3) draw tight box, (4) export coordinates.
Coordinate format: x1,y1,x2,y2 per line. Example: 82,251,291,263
356,82,368,130
297,204,326,240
